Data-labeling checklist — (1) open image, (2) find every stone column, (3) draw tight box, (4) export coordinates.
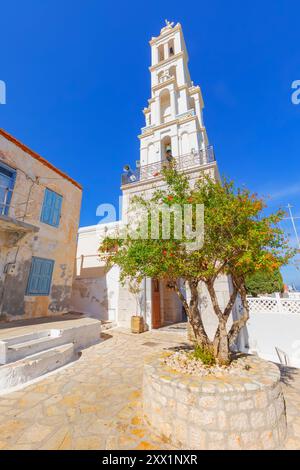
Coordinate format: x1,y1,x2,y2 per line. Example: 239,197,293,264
154,96,161,125
170,89,177,118
194,96,202,125
163,42,169,60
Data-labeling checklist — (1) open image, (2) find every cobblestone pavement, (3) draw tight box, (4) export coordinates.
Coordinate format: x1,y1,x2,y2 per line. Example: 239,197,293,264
0,328,299,450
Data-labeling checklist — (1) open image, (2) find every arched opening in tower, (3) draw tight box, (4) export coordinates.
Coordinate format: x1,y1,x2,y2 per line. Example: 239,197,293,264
161,135,172,161
157,44,164,62
169,66,177,83
168,39,175,57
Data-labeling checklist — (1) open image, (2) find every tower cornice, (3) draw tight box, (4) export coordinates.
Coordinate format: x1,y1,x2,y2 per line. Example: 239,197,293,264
149,23,181,46
149,51,185,72
151,76,176,93
138,114,206,139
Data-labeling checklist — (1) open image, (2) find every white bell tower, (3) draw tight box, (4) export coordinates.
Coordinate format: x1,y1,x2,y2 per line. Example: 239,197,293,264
139,20,208,167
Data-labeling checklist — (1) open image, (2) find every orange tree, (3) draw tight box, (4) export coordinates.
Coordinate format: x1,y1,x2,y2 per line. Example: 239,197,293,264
99,167,294,364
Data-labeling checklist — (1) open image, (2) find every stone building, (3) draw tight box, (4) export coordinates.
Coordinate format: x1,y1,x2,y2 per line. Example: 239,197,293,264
0,129,82,321
72,21,230,334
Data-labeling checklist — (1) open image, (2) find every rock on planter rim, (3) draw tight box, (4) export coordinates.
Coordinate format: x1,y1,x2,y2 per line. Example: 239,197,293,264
142,354,287,450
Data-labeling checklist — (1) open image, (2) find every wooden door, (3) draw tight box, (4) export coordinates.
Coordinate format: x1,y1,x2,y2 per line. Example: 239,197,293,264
151,279,161,329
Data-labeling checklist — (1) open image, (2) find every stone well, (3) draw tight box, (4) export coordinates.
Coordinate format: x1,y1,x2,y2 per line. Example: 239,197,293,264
143,354,287,450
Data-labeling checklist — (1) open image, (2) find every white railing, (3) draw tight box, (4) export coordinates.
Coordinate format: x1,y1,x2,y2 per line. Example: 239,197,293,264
247,295,300,315
176,109,195,120
121,146,215,186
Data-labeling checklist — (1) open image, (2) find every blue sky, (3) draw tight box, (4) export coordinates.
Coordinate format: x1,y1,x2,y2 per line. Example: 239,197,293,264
0,0,299,286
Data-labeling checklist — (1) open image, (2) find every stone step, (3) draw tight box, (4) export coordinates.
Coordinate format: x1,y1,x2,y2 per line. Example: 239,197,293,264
0,318,101,365
4,333,64,363
0,343,75,392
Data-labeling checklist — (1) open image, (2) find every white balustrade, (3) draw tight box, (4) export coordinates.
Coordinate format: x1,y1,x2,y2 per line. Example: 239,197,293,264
246,295,300,315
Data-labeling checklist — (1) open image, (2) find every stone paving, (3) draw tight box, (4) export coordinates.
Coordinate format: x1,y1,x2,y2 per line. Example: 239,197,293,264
0,328,299,450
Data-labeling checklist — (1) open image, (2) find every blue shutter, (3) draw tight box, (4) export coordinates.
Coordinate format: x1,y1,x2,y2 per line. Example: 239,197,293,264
0,161,16,216
41,188,63,227
40,188,53,225
26,257,54,295
52,192,63,227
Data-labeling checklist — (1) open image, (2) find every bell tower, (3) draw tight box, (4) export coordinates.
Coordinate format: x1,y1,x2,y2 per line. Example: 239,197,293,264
139,20,208,167
121,20,217,219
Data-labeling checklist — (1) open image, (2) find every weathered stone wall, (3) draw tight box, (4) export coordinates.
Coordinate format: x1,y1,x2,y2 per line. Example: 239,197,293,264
0,132,82,320
143,355,287,450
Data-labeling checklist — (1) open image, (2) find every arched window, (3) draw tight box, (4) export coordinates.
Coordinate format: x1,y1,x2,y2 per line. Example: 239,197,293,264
157,44,164,62
180,132,190,155
158,71,164,83
147,143,156,164
161,136,172,160
168,39,175,57
160,89,171,123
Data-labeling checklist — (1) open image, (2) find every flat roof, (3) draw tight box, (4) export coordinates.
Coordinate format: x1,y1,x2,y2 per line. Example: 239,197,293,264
0,128,82,190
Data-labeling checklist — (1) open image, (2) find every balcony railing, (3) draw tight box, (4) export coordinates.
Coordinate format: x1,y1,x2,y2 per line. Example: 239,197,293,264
121,145,215,186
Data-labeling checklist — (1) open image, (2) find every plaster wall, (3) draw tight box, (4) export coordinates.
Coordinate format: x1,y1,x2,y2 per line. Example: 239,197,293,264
0,134,82,321
241,312,300,368
71,222,121,322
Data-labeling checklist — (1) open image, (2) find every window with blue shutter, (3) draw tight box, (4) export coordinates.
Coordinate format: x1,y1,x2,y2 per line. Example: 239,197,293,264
26,257,55,296
40,188,63,227
0,161,16,216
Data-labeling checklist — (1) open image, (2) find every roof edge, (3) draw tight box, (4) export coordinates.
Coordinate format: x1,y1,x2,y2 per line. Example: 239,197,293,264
0,128,82,190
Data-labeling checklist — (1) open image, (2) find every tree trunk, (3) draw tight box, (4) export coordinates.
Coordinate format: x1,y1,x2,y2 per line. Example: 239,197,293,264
213,319,230,364
173,280,211,348
228,282,249,347
206,280,231,364
188,281,211,348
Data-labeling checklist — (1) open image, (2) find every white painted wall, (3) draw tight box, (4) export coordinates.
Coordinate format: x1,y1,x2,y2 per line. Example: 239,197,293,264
240,311,300,368
71,222,121,322
71,266,120,322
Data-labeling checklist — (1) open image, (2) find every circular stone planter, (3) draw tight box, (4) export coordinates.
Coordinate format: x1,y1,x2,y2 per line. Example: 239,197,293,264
143,354,287,450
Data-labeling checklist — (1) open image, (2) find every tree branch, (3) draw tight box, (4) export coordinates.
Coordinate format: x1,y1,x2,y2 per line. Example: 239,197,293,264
206,280,223,318
173,283,189,313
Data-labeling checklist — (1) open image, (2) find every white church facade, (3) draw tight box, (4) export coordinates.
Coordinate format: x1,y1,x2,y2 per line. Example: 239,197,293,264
71,21,230,333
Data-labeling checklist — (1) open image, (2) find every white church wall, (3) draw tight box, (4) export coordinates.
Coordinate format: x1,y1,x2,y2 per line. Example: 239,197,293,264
71,222,121,322
117,280,139,328
175,57,186,87
177,89,187,115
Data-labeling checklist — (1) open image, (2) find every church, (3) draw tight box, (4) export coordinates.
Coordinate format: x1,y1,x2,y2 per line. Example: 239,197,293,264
71,21,231,334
